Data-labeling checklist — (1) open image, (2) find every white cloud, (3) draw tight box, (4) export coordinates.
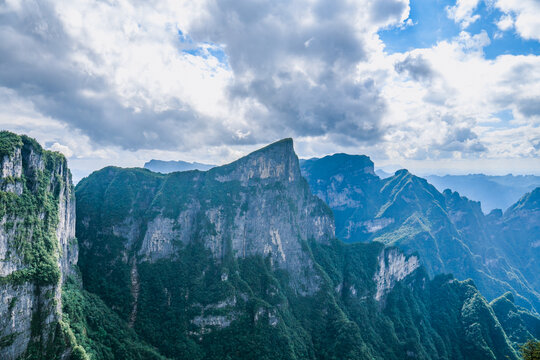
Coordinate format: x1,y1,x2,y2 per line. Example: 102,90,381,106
496,14,514,31
493,0,540,41
49,142,73,157
446,0,481,28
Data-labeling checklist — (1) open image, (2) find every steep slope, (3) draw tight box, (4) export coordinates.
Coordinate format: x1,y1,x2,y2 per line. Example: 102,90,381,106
0,132,169,360
493,188,540,298
0,131,77,359
301,154,381,242
301,154,540,315
490,292,540,351
76,139,520,359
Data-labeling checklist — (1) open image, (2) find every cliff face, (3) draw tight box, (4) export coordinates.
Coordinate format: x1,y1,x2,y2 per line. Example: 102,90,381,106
77,139,334,298
494,188,540,298
0,132,77,359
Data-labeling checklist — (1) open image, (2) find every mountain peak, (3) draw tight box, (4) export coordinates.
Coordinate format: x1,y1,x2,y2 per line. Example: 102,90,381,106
394,169,411,177
250,137,294,156
144,159,215,173
213,138,301,183
507,186,540,213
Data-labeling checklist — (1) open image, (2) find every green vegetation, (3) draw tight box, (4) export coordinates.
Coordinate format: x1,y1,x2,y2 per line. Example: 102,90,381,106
521,339,540,360
61,277,167,360
0,133,69,286
301,154,540,315
3,134,531,359
0,130,23,158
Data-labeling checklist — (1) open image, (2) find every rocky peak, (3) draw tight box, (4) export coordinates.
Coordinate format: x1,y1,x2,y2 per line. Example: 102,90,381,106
213,138,300,184
506,187,540,214
301,153,376,180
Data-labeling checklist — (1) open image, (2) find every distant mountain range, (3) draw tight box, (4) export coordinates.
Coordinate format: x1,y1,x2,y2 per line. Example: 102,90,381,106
144,159,215,173
425,174,540,213
145,161,540,214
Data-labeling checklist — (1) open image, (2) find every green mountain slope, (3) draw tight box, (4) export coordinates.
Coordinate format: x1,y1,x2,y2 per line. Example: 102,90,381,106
301,154,540,318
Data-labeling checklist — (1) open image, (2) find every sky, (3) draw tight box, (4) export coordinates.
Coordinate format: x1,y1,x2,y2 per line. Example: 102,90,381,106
1,0,539,181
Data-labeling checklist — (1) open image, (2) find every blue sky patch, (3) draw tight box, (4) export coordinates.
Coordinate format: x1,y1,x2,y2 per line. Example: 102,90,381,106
178,30,229,68
379,0,540,59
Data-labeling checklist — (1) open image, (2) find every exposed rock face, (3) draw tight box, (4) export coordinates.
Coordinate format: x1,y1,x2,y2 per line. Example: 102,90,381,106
301,154,382,242
373,248,419,301
78,139,334,298
0,149,23,195
0,132,76,359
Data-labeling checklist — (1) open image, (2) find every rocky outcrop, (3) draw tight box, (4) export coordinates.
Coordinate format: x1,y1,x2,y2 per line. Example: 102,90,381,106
373,248,419,301
75,139,523,360
0,132,77,359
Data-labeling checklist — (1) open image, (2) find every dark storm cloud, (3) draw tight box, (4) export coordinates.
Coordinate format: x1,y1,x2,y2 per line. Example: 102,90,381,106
0,1,236,151
190,0,389,145
394,55,436,83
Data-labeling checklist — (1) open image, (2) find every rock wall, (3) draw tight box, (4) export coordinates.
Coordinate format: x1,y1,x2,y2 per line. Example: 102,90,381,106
0,133,76,359
373,248,420,301
78,139,335,296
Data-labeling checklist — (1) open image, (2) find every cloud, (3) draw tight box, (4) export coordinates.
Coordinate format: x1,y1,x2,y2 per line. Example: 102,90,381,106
370,0,410,26
0,0,239,151
496,14,514,31
394,55,436,82
186,0,411,145
493,0,540,41
446,0,481,28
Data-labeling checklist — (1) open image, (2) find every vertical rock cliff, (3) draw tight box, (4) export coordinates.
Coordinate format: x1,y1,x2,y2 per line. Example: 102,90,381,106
0,132,77,359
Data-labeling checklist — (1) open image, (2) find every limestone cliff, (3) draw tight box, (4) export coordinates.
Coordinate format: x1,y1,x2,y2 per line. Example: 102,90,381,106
0,132,77,359
77,139,334,298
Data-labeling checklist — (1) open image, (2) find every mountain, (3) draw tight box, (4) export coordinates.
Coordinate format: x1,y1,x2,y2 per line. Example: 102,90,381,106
426,174,540,212
73,139,521,359
492,188,540,300
144,159,215,173
490,292,540,351
301,154,540,315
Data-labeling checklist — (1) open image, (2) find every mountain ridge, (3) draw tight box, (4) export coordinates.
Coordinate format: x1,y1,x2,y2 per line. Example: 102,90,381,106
301,154,540,316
